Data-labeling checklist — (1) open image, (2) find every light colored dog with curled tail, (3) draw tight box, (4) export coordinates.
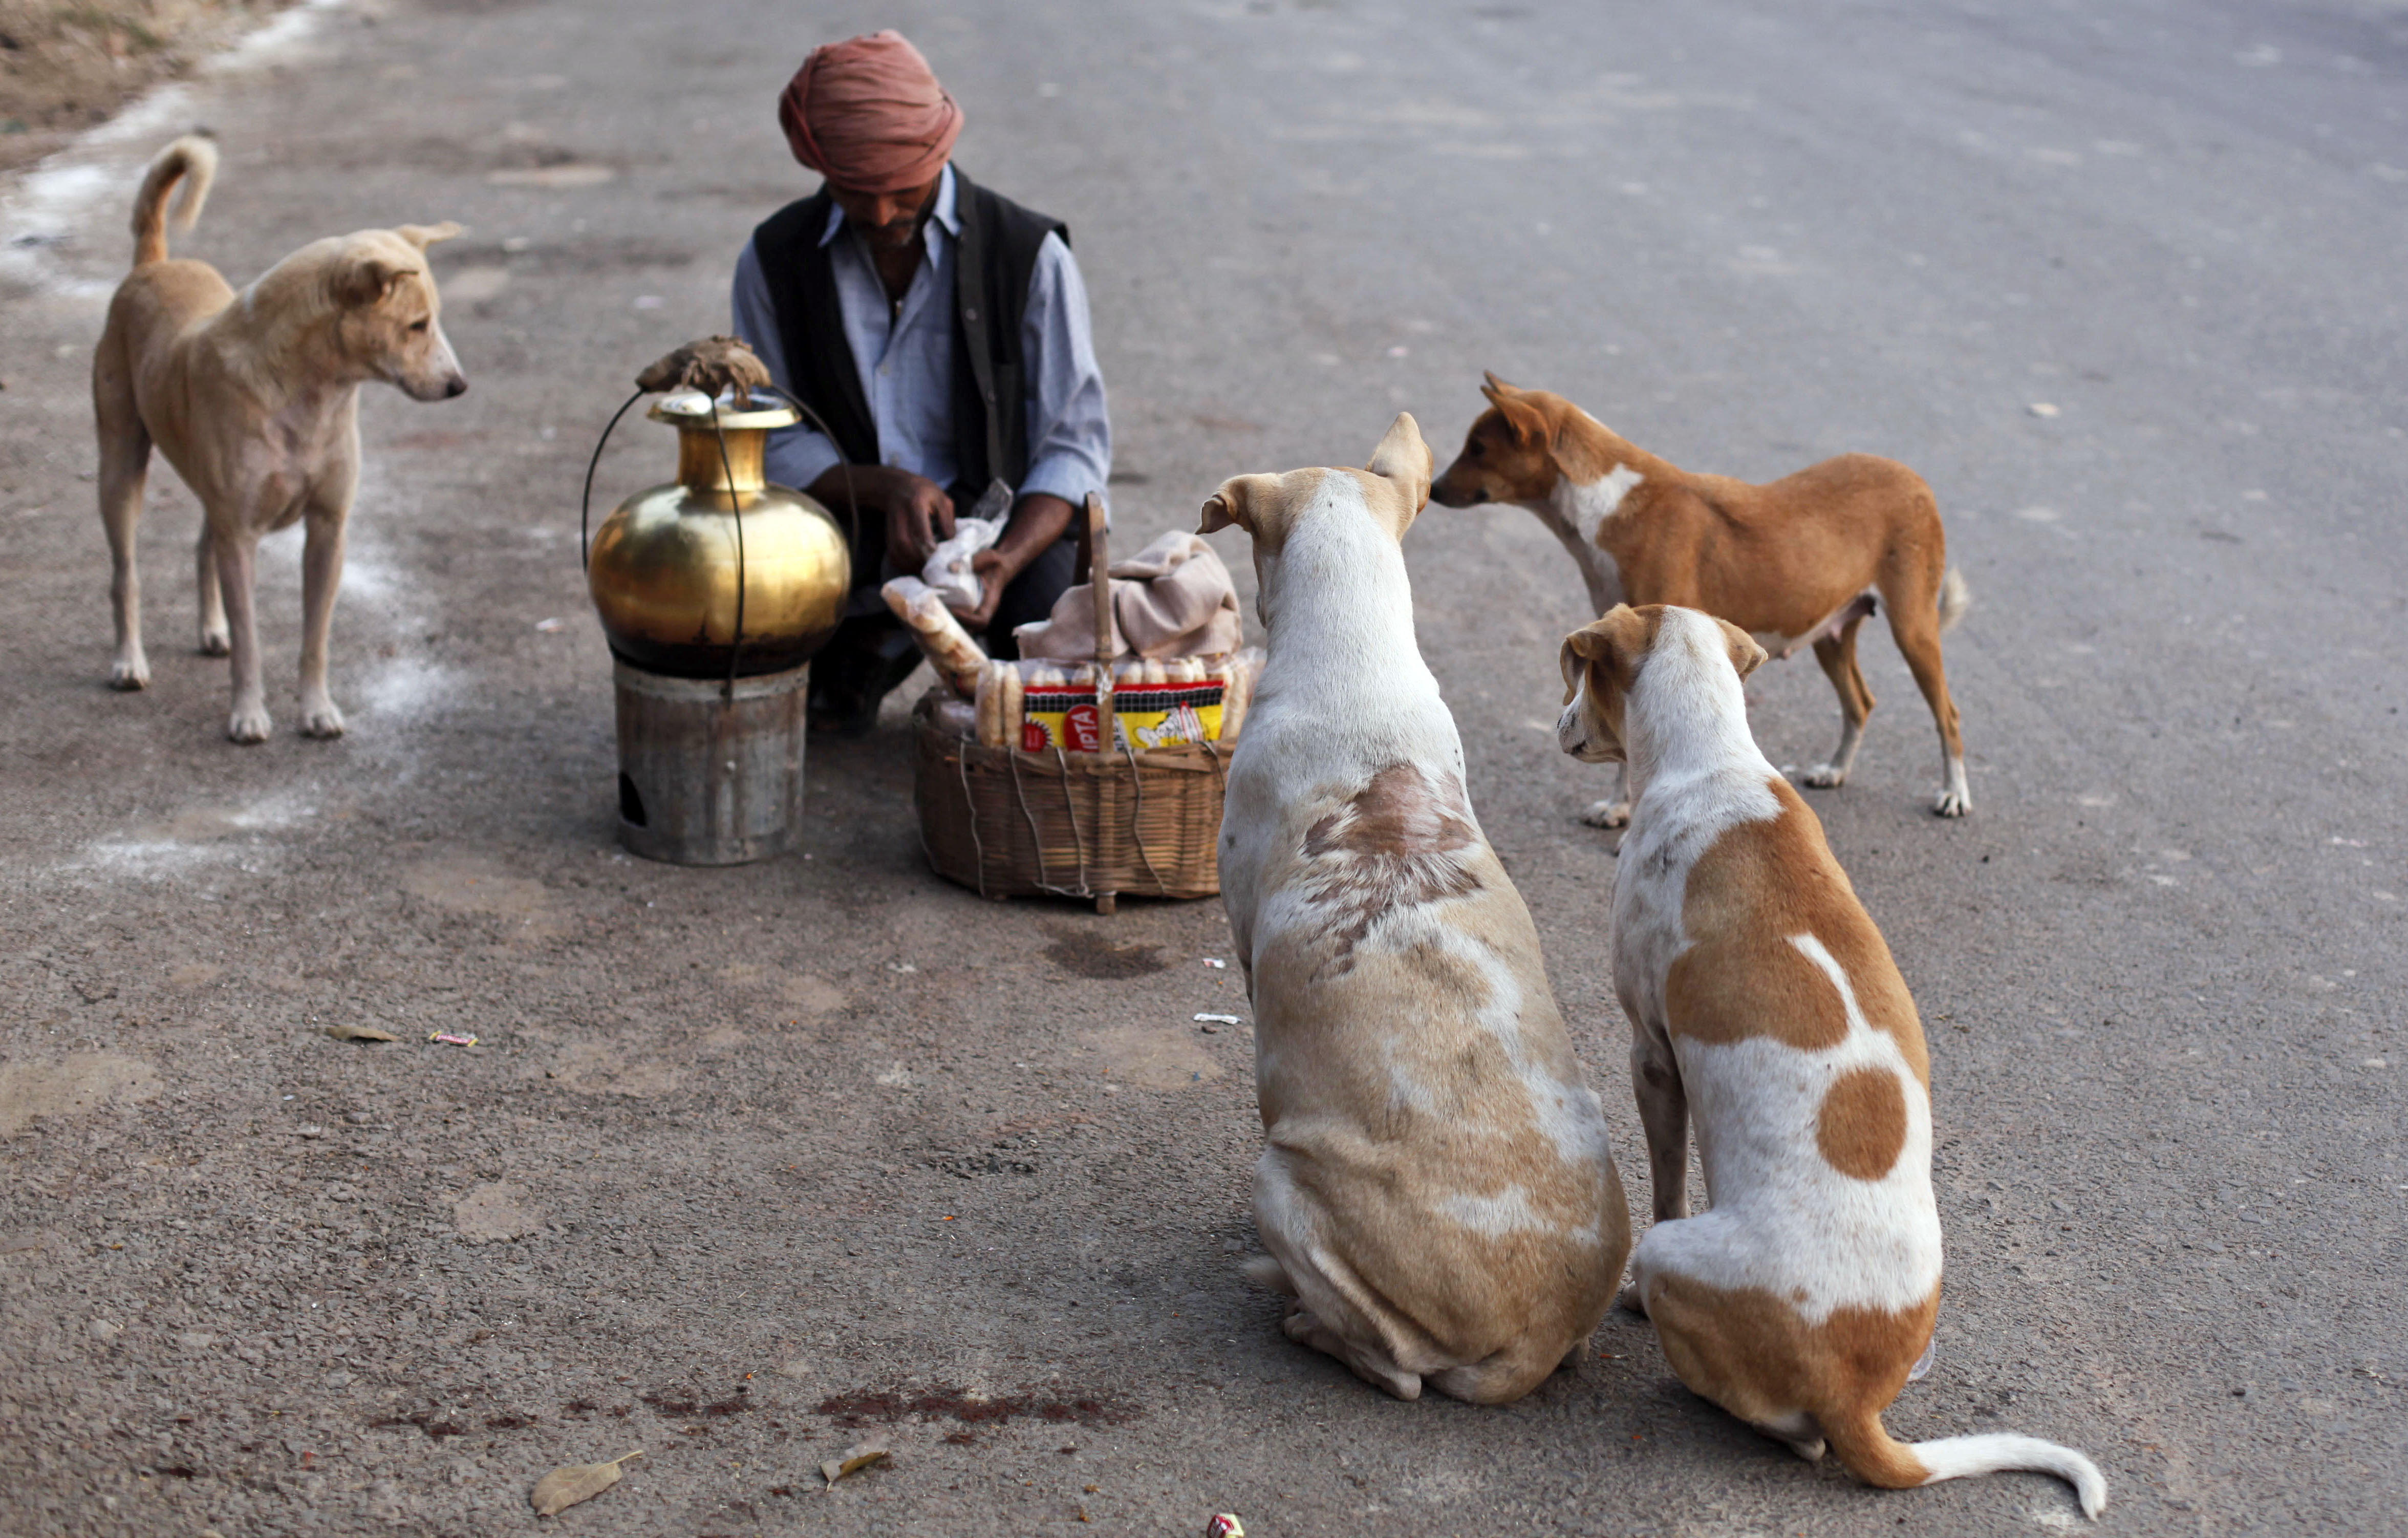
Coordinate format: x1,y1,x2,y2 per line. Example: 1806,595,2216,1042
1561,602,2104,1516
94,133,467,742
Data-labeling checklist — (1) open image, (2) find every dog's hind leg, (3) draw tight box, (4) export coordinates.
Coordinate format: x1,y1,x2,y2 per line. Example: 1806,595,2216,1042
1425,1344,1559,1405
297,506,348,738
1253,1150,1430,1399
1888,595,1969,817
94,334,153,690
214,529,271,743
195,523,229,655
1801,614,1876,788
1281,1304,1424,1400
1754,1409,1827,1463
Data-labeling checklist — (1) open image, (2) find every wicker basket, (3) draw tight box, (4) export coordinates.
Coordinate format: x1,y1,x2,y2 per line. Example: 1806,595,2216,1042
912,496,1229,912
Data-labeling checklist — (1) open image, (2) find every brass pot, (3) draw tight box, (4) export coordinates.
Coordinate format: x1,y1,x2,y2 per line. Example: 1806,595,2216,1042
587,394,851,678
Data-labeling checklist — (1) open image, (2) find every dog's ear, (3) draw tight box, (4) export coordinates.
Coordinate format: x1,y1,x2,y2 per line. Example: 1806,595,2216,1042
1486,386,1547,449
335,254,421,308
1563,604,1659,691
1364,412,1432,514
1480,369,1521,398
397,222,465,250
1710,615,1768,679
1199,476,1254,536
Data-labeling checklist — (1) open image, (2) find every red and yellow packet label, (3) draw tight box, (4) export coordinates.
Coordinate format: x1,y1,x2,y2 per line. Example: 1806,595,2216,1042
1021,677,1226,753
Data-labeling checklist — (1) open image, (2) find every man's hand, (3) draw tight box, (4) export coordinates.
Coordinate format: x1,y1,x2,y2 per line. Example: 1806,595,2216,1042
945,492,1076,629
955,547,1012,629
885,472,956,569
804,463,954,568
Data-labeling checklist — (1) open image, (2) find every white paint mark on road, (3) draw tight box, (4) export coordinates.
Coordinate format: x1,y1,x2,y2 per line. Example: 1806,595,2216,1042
355,656,463,723
73,791,317,876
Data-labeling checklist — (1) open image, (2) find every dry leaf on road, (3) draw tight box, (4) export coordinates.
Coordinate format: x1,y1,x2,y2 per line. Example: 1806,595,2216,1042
820,1441,889,1489
324,1024,398,1042
530,1449,642,1516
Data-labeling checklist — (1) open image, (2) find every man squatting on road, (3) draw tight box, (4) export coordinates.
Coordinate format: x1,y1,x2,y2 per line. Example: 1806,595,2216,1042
731,29,1112,734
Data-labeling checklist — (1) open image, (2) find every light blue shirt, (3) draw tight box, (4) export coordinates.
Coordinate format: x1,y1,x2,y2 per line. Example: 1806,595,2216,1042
729,163,1110,513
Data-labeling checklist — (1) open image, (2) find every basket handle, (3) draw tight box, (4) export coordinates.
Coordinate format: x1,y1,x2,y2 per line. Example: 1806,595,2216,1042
1083,492,1112,671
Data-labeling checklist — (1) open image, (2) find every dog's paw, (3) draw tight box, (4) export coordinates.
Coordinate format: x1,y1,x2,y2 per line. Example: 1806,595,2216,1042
1932,786,1971,817
108,656,149,691
1800,762,1848,789
299,700,347,739
196,629,231,658
226,704,272,744
1579,798,1631,829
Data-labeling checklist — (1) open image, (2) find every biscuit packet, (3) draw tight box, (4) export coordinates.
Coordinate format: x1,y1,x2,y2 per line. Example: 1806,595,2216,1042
933,649,1261,753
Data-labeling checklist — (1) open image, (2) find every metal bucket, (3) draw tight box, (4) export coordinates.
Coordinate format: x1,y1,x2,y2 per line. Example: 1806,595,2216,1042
611,659,809,865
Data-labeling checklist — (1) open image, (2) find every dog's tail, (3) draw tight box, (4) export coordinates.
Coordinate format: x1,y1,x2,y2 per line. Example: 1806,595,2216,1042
131,133,218,268
1823,1408,2105,1519
1936,565,1971,635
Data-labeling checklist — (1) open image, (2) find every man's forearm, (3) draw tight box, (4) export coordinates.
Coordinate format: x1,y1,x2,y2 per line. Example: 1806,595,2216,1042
992,493,1074,582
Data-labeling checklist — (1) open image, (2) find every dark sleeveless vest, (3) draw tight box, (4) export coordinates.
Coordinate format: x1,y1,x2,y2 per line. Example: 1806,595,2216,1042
749,168,1068,499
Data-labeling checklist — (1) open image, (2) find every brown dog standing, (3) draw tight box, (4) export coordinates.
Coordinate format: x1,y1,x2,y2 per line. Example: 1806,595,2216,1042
1433,375,1970,822
94,134,467,742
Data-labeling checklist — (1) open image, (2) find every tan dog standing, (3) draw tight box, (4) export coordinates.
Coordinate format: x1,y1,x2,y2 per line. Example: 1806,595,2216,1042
1205,414,1630,1404
1560,602,2104,1516
1435,375,1971,822
94,134,467,742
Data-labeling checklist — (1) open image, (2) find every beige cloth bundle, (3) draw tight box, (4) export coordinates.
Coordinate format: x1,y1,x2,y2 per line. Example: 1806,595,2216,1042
1013,530,1243,663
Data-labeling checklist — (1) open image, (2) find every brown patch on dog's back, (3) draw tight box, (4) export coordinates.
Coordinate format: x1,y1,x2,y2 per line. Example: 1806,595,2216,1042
1815,1066,1909,1180
1305,763,1475,862
1299,764,1483,971
1667,936,1848,1053
1665,779,1928,1083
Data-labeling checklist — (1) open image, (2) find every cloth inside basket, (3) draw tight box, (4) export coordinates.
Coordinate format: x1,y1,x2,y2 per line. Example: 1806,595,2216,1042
1012,530,1243,661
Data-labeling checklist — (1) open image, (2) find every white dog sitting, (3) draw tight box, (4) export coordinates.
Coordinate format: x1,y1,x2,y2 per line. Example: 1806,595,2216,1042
1203,413,1630,1404
1559,602,2104,1516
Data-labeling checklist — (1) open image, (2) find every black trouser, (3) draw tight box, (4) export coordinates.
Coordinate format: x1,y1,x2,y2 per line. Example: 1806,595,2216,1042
810,494,1079,718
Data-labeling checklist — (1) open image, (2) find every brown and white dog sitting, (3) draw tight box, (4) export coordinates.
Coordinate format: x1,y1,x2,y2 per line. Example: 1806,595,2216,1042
1435,375,1971,823
94,134,467,742
1560,602,2104,1517
1203,414,1630,1404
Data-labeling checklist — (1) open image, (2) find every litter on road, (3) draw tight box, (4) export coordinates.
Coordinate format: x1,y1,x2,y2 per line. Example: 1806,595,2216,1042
322,1024,397,1042
426,1032,479,1047
1194,1013,1242,1026
821,1440,889,1489
529,1449,642,1516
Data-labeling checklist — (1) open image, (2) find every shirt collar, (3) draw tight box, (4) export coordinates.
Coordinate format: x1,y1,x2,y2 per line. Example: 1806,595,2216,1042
817,162,958,248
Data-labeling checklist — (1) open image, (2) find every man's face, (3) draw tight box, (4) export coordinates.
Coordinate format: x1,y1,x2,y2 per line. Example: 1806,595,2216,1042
828,173,944,253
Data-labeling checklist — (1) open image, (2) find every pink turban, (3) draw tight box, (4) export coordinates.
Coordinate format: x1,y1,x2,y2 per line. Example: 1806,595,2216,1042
778,31,963,194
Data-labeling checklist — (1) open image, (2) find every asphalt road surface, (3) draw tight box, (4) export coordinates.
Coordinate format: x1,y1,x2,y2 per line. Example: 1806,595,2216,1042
2,2,2403,1534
